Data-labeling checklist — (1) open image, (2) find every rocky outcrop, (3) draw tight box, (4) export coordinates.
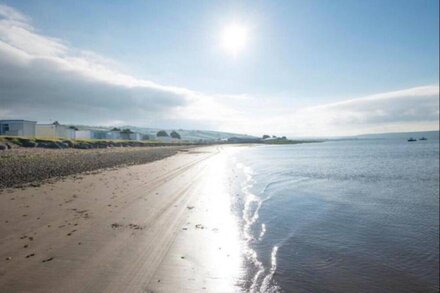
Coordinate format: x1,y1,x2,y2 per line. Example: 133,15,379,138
21,140,37,148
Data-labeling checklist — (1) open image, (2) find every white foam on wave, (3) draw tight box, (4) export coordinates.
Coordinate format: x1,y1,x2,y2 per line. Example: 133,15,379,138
237,162,261,242
236,162,266,292
260,245,281,293
238,161,284,293
258,223,266,241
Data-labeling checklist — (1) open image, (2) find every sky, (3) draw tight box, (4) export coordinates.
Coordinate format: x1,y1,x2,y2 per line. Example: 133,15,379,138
0,0,438,137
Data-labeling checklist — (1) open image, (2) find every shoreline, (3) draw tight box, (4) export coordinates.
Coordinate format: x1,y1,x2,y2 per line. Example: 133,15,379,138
0,145,247,292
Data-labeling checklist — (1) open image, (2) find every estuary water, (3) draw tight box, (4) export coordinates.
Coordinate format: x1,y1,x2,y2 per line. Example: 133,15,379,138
231,137,439,292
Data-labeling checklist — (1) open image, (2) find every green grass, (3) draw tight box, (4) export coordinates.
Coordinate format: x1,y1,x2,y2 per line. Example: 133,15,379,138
262,139,323,145
0,135,193,147
1,135,320,147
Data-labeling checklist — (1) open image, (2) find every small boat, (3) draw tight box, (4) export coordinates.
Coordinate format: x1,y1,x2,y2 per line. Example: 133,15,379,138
408,138,417,142
419,137,428,141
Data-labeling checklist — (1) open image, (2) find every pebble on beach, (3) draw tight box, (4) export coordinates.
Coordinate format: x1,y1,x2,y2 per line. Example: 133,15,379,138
0,146,191,189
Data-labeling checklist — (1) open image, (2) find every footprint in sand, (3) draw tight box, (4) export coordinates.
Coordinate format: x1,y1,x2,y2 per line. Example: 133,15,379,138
67,230,77,236
42,257,54,263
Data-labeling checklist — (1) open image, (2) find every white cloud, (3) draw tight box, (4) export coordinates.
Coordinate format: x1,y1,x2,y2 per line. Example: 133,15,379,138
291,85,439,135
0,4,28,22
215,85,439,137
0,4,438,136
0,4,200,126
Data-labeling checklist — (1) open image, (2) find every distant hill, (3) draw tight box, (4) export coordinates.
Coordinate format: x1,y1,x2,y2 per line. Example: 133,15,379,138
72,125,257,141
354,130,439,140
294,130,440,141
125,127,257,141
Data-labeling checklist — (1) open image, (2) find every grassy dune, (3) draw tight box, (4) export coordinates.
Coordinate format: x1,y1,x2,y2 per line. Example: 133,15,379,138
0,136,193,149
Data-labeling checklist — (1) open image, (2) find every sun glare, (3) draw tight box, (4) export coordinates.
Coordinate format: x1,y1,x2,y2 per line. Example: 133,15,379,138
220,23,248,56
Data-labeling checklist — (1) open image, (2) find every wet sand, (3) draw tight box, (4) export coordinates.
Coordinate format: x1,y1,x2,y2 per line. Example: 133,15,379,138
0,145,244,292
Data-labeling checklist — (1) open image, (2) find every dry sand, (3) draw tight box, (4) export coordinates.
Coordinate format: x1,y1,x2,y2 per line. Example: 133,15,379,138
0,145,245,293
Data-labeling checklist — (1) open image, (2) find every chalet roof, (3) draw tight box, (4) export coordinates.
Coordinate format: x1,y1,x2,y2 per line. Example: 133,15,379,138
0,119,37,123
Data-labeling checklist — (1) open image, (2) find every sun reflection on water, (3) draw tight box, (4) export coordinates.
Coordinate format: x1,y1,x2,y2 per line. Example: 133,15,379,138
194,148,245,291
234,152,281,293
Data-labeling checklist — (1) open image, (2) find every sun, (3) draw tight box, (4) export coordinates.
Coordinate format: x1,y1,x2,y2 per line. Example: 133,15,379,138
220,23,248,56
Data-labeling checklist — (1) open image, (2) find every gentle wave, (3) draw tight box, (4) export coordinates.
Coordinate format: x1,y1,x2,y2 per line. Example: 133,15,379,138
234,140,439,292
237,161,286,292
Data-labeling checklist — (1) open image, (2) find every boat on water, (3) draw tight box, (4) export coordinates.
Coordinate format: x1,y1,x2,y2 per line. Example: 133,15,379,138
419,137,428,140
408,138,417,142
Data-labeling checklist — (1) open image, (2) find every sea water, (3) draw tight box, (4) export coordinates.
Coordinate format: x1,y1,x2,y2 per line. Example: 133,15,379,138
231,137,439,292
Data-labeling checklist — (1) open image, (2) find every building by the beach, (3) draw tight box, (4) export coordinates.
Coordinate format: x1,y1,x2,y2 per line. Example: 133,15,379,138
129,132,142,141
0,120,36,137
0,119,146,141
107,130,122,140
75,128,143,141
36,121,76,139
75,129,109,140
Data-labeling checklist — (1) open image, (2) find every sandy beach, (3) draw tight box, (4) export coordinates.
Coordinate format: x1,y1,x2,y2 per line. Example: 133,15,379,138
0,145,245,292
